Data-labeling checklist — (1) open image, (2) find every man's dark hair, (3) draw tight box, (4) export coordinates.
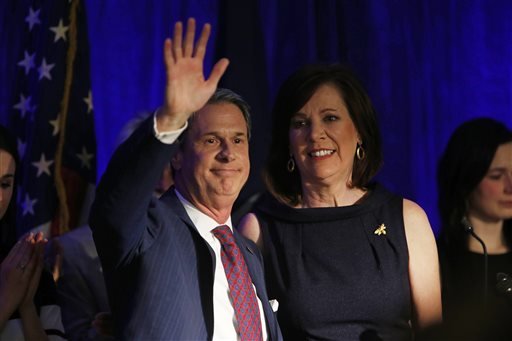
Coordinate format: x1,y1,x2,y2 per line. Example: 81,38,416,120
178,88,252,147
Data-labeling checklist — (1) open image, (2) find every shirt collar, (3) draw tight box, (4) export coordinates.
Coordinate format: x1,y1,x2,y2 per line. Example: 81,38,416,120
174,188,233,234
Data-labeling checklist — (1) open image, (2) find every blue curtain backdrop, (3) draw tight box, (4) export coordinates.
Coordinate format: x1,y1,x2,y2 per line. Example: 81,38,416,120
2,0,511,233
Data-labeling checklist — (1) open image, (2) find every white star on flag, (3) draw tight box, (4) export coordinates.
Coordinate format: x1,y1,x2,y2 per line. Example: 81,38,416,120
25,7,41,31
17,51,36,75
32,153,54,177
13,94,34,118
49,116,60,136
49,19,69,43
38,58,55,81
21,193,38,216
83,90,93,113
77,146,94,169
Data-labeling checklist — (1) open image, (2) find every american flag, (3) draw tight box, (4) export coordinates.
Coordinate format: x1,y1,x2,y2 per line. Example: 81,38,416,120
9,0,96,238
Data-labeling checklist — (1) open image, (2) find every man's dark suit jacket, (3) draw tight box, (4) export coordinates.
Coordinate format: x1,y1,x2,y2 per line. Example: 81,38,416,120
89,118,281,340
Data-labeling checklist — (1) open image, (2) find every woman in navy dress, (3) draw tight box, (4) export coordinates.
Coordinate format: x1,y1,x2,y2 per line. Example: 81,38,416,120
240,64,441,340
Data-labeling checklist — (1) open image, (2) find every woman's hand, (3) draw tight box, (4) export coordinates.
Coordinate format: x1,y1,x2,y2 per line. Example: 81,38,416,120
19,232,47,313
0,232,47,329
0,234,36,316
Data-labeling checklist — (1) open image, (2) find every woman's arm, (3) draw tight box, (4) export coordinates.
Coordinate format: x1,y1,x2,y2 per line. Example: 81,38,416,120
19,304,48,341
238,213,264,250
403,199,442,330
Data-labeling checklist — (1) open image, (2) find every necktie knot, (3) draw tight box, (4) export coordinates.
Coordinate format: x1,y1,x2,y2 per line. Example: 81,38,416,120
212,225,235,245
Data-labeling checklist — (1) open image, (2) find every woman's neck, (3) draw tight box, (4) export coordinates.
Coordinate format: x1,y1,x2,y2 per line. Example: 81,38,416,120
466,215,509,254
300,182,366,208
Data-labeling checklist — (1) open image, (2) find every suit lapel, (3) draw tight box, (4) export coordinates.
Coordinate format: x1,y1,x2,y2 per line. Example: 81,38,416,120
160,189,217,339
233,230,262,287
234,230,279,340
161,188,195,227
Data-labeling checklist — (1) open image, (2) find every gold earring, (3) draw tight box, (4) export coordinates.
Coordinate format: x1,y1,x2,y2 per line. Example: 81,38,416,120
356,144,366,160
287,155,295,172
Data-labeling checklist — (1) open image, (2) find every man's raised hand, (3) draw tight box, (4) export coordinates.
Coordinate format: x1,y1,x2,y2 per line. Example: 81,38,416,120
158,18,229,130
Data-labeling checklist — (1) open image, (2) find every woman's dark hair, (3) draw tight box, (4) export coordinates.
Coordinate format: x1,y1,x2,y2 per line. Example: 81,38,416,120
263,64,382,205
0,124,19,258
437,117,512,250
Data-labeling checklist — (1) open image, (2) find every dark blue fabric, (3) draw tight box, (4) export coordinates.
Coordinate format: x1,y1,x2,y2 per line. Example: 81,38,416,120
255,184,412,340
2,1,512,234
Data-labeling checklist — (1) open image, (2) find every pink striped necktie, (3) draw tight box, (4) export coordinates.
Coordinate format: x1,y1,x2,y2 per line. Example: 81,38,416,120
212,225,263,341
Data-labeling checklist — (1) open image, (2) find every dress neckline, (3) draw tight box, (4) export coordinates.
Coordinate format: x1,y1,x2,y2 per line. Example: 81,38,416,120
256,183,394,223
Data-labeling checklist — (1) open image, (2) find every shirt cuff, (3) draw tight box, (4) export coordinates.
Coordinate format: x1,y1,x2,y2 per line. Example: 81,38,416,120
153,109,188,144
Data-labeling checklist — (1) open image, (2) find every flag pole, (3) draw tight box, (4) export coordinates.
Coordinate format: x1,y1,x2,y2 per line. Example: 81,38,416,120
54,0,80,236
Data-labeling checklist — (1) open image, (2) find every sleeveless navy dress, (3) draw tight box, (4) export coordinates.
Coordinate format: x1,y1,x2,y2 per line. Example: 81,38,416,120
254,184,412,340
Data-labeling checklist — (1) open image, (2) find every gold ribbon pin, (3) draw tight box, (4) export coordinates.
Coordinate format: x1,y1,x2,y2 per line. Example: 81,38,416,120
374,223,387,236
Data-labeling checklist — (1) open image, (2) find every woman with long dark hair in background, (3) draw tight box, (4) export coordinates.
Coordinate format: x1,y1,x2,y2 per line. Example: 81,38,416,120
437,117,512,340
0,124,65,340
